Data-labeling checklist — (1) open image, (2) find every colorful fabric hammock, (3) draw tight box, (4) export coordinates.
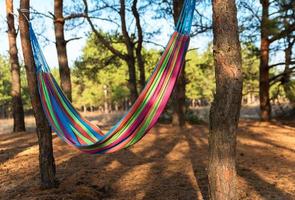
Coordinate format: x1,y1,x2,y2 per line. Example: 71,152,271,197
30,0,196,154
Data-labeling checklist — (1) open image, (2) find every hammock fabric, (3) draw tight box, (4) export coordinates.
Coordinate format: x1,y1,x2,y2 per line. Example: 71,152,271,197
30,0,196,154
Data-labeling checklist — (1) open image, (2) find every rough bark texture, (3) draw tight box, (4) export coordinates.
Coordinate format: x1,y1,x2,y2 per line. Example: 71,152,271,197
54,0,72,101
6,0,26,132
259,0,271,121
172,0,186,127
19,0,57,189
209,0,243,199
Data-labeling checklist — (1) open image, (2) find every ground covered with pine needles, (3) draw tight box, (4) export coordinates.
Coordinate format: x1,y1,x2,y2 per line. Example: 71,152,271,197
0,115,294,200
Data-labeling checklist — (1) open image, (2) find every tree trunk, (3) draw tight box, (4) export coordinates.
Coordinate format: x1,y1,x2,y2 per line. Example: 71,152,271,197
127,58,139,103
103,85,109,113
119,0,138,103
172,0,186,127
171,65,186,127
6,0,26,132
282,38,295,103
19,0,57,189
259,0,271,121
54,0,72,101
209,0,243,199
83,0,138,102
136,49,146,91
132,0,146,91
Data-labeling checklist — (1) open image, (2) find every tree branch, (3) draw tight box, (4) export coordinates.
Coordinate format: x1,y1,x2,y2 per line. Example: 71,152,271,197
82,0,128,61
269,60,295,69
270,66,295,83
65,37,82,44
30,7,54,19
239,1,261,23
143,40,165,49
132,0,143,51
64,13,87,21
269,23,295,43
132,0,146,88
119,0,133,55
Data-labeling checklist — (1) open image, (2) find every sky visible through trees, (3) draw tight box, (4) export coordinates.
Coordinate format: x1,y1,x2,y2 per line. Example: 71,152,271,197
0,0,211,68
0,0,285,70
0,0,293,117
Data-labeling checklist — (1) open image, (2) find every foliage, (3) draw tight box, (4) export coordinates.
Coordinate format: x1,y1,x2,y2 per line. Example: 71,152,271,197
0,55,31,112
70,31,279,109
72,33,130,109
72,32,220,109
2,0,293,115
185,46,215,102
20,67,31,111
241,42,260,97
0,56,11,106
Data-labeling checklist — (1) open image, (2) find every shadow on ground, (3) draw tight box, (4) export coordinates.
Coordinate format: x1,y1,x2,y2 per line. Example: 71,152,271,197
0,120,295,200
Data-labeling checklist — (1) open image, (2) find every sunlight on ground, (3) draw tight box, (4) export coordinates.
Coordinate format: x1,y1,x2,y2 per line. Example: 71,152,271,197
0,117,295,200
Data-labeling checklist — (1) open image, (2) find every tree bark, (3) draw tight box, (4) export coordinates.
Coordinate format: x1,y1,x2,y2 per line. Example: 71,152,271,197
6,0,26,132
54,0,72,101
119,0,138,102
132,0,146,91
19,0,57,189
209,0,243,199
282,38,295,103
126,58,138,103
172,0,186,127
259,0,271,121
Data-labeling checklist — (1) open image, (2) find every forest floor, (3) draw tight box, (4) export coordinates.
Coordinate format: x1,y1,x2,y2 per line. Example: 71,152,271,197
0,113,295,200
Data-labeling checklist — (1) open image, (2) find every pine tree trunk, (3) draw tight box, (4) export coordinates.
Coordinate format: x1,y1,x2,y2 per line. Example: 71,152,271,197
172,0,186,127
54,0,72,101
19,0,57,189
6,0,26,132
171,65,186,127
282,39,295,103
209,0,243,199
259,0,271,121
131,0,146,91
127,58,139,103
117,0,139,103
136,45,146,91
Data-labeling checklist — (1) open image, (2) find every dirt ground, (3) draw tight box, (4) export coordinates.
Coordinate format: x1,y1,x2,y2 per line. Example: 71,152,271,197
0,117,295,200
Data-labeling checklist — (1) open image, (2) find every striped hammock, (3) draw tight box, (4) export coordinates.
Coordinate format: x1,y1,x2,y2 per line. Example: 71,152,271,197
30,0,196,154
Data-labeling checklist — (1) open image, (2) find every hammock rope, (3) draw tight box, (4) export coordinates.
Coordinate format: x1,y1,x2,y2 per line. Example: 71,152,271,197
30,0,196,154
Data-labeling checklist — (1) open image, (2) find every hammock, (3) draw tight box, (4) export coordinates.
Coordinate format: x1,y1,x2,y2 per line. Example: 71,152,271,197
30,0,196,154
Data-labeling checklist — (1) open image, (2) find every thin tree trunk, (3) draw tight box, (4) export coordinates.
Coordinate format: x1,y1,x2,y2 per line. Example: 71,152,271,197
282,38,295,103
83,0,138,102
132,0,146,91
172,0,186,127
54,0,72,101
6,0,26,132
103,85,109,113
259,0,271,121
209,0,243,199
19,0,57,189
119,0,138,103
127,58,138,103
136,49,146,91
171,66,186,126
